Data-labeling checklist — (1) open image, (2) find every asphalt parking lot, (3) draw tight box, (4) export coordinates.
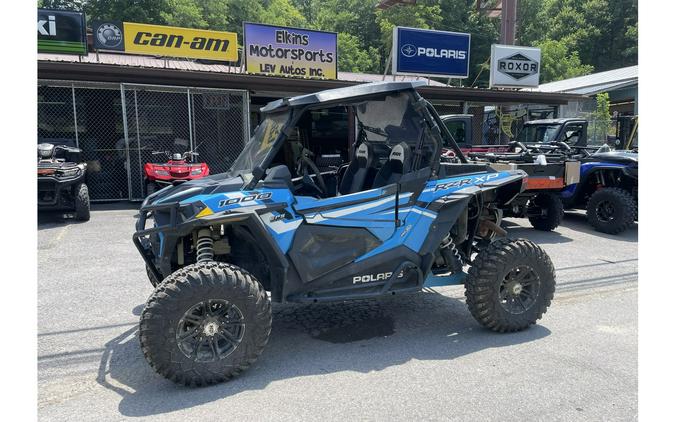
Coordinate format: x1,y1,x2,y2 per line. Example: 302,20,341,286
38,205,637,421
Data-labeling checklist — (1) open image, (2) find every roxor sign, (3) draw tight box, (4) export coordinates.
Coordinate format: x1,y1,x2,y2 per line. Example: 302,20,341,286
490,44,541,88
392,26,470,78
37,8,87,55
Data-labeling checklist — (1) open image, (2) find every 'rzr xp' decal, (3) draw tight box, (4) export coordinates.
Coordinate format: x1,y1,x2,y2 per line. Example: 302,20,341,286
218,192,272,207
434,173,499,191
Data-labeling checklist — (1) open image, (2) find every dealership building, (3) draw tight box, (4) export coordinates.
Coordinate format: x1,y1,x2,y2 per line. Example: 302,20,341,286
37,10,583,202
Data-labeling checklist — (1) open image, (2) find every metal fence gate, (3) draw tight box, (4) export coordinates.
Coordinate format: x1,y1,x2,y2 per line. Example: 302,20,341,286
38,80,249,201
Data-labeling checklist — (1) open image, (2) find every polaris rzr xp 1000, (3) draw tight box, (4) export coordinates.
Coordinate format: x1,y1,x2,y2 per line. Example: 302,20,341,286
134,82,556,386
38,142,90,221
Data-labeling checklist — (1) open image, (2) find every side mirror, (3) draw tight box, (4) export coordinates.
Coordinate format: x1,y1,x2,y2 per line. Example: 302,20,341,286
252,166,265,180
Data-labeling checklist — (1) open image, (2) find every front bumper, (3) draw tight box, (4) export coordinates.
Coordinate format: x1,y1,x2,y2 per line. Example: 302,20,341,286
37,175,83,208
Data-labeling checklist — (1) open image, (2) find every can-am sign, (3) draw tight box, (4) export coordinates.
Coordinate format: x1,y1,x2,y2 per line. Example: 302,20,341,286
489,44,541,88
92,21,238,61
392,27,470,78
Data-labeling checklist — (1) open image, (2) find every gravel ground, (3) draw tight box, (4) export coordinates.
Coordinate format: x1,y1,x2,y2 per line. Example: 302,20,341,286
38,205,637,421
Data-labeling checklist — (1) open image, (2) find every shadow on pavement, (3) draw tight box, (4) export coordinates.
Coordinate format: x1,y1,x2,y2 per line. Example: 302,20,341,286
38,202,140,229
560,212,638,243
502,212,637,244
96,291,550,417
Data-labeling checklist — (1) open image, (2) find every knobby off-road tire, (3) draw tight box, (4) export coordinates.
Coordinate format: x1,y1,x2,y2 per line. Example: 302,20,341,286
140,262,272,386
527,192,564,231
465,238,556,333
586,187,636,235
74,183,90,221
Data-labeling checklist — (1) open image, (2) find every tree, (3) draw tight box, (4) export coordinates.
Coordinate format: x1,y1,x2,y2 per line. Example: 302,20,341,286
39,0,85,10
337,33,380,73
536,39,593,83
589,92,611,143
259,0,307,28
518,0,637,75
85,0,170,25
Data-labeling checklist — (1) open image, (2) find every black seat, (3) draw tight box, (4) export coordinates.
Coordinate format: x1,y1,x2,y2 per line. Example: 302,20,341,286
372,142,412,188
339,142,375,195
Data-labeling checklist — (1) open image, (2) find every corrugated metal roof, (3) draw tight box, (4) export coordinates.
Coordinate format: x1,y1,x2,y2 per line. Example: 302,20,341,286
37,52,446,86
531,65,637,94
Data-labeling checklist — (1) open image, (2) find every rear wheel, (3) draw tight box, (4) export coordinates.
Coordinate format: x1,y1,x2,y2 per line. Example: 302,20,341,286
527,193,563,231
74,183,90,221
465,238,555,332
586,187,636,235
140,262,272,386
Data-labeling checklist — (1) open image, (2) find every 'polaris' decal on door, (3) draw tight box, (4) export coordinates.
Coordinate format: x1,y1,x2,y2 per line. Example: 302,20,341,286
353,271,404,284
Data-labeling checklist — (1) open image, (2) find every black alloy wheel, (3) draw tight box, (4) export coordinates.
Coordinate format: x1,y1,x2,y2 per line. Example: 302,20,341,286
176,299,245,362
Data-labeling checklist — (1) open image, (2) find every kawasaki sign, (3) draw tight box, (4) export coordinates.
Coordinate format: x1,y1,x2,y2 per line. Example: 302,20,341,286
392,27,470,78
38,8,87,55
489,44,541,88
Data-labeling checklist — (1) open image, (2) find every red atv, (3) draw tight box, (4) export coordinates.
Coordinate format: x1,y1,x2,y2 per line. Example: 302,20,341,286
144,151,210,196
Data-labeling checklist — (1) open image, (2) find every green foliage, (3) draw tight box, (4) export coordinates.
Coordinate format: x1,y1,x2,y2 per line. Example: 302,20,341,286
56,0,634,81
337,33,380,73
536,39,594,83
39,0,85,10
589,92,612,142
518,0,637,79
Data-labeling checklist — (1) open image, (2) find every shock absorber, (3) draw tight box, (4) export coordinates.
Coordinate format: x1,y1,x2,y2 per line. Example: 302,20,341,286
196,228,214,262
439,235,464,274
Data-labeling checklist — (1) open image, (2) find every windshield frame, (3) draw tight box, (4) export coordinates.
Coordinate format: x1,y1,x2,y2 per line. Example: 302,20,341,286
516,123,562,144
226,109,293,180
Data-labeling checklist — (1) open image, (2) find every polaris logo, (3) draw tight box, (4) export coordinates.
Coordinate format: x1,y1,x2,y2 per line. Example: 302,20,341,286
497,53,539,80
400,43,466,60
353,271,404,284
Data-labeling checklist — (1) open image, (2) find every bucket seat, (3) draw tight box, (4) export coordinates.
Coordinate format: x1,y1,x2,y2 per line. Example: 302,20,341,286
339,142,375,195
372,142,412,188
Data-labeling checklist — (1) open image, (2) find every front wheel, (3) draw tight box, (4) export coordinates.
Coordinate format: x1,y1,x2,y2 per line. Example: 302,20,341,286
74,183,90,221
139,262,272,386
527,193,563,231
465,238,556,332
586,187,636,235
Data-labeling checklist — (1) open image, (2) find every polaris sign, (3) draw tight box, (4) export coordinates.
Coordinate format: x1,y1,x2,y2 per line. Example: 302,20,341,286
489,44,541,88
392,27,470,78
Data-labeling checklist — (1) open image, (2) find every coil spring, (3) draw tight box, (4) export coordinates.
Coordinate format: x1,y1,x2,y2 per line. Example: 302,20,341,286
196,231,214,262
440,236,464,273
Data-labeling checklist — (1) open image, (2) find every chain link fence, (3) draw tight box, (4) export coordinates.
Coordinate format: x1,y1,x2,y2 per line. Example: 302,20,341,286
38,80,249,201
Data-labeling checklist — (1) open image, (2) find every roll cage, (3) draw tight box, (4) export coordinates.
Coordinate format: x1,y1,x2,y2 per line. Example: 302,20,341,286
242,85,467,191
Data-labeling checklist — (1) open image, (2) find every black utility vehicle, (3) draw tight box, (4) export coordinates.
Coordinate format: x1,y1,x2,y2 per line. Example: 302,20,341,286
37,142,90,221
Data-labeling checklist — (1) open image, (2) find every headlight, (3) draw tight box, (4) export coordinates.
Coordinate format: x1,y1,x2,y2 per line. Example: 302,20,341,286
58,167,81,178
191,168,203,175
155,170,169,176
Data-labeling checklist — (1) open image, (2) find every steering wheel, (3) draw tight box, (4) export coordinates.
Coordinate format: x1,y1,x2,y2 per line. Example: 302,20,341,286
508,141,529,153
297,150,327,196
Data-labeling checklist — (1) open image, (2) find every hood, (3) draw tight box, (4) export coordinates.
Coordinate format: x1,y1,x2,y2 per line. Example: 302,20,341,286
144,173,245,206
590,151,638,165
